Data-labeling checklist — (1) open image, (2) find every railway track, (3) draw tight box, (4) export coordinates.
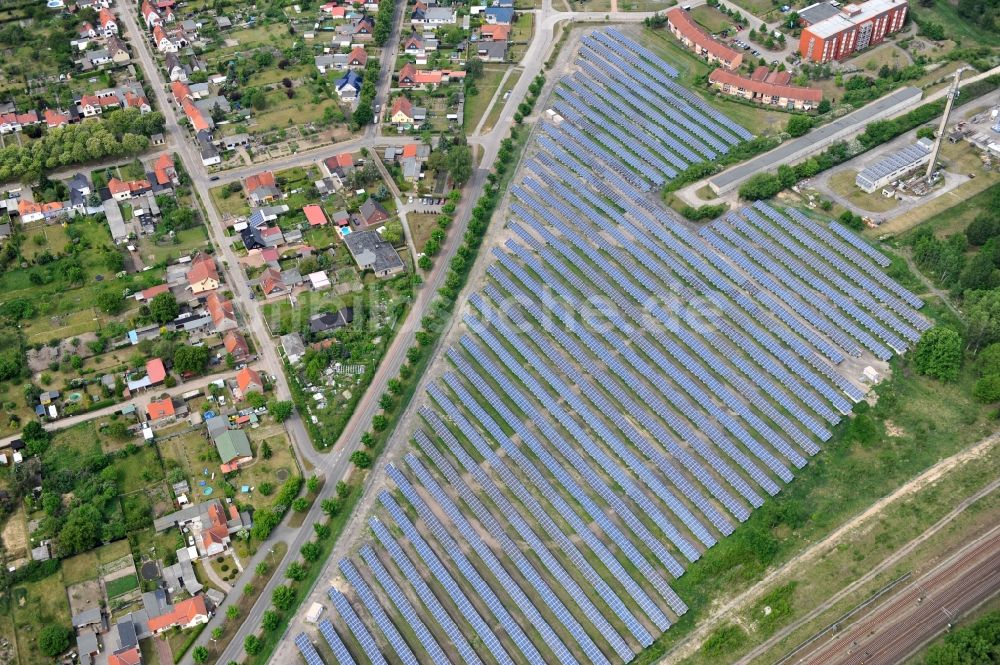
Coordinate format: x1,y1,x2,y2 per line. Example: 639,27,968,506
798,530,1000,665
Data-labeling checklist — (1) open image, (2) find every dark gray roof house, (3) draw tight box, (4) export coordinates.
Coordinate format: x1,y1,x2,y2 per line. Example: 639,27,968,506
343,229,404,277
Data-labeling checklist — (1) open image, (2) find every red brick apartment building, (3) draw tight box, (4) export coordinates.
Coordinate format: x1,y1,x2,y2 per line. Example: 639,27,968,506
798,0,908,63
666,8,743,70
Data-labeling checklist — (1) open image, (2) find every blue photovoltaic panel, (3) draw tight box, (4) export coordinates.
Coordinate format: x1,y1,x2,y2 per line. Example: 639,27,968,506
328,589,387,665
295,633,325,665
357,545,451,665
338,559,419,665
316,619,356,665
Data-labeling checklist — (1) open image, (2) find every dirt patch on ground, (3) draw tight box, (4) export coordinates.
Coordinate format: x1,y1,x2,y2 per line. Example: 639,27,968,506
67,580,103,617
884,420,905,437
1,508,28,562
26,333,100,372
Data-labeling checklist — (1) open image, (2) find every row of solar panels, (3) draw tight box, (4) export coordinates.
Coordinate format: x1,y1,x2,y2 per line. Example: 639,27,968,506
303,31,923,664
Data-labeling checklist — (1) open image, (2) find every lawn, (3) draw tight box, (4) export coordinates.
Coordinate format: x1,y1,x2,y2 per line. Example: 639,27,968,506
45,422,105,474
139,226,211,266
408,213,441,251
691,5,734,34
111,445,166,494
511,11,534,41
827,169,900,213
210,184,252,219
62,551,100,586
251,93,341,133
10,572,72,665
481,69,522,133
106,573,140,598
465,65,509,130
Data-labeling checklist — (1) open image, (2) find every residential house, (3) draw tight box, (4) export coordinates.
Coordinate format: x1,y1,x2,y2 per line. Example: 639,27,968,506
281,333,306,364
109,177,152,201
335,70,362,101
79,21,97,39
389,96,426,125
484,7,514,23
136,283,170,301
259,267,287,298
315,53,340,74
0,110,39,134
153,500,248,555
413,5,456,24
198,130,220,166
44,108,71,128
477,40,507,61
153,25,178,53
147,596,210,634
234,366,264,399
18,200,65,223
708,67,823,110
153,153,179,187
243,171,280,205
357,197,389,227
478,23,510,41
186,252,220,293
106,36,131,64
165,52,186,81
309,306,354,334
147,397,182,421
303,204,329,226
353,15,375,39
98,7,118,35
343,229,405,277
83,48,112,68
224,331,250,360
205,291,237,332
403,32,424,54
68,173,93,213
323,151,355,180
347,45,368,67
141,0,162,27
666,7,743,69
214,429,252,472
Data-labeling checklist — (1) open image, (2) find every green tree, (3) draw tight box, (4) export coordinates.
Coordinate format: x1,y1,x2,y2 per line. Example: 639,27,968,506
350,450,372,469
246,391,267,409
244,634,262,656
912,327,963,382
149,292,179,324
286,561,306,581
291,497,309,512
973,374,1000,402
173,345,210,374
262,609,280,631
267,399,294,422
966,289,1000,351
96,289,125,314
786,114,813,137
192,646,209,663
227,605,240,620
211,627,224,641
38,625,72,657
255,562,269,576
301,541,321,562
978,343,1000,376
59,504,104,555
272,585,296,611
307,476,320,493
738,172,783,200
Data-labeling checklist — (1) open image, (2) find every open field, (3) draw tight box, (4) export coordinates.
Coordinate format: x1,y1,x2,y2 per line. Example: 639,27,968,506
908,0,1000,47
10,572,72,665
481,69,523,133
690,5,734,34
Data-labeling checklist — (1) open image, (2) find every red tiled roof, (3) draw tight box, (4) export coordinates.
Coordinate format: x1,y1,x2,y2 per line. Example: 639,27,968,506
171,80,191,104
224,331,249,356
667,8,743,65
44,108,70,127
206,291,235,327
154,153,175,185
303,204,328,226
324,152,354,172
141,283,170,300
236,366,263,393
152,24,168,46
99,7,115,27
244,171,276,193
108,647,142,665
709,67,823,102
479,24,510,40
108,177,151,195
148,397,175,420
186,252,219,285
148,596,208,633
348,46,368,65
390,96,413,117
398,62,417,84
259,267,284,295
146,358,167,384
401,143,418,158
181,99,210,133
19,200,64,216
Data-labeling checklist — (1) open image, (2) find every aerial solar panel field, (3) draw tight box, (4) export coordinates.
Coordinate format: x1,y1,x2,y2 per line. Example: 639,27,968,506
297,27,929,665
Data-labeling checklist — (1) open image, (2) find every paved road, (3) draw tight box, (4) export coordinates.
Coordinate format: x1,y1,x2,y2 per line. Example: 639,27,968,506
0,363,256,448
